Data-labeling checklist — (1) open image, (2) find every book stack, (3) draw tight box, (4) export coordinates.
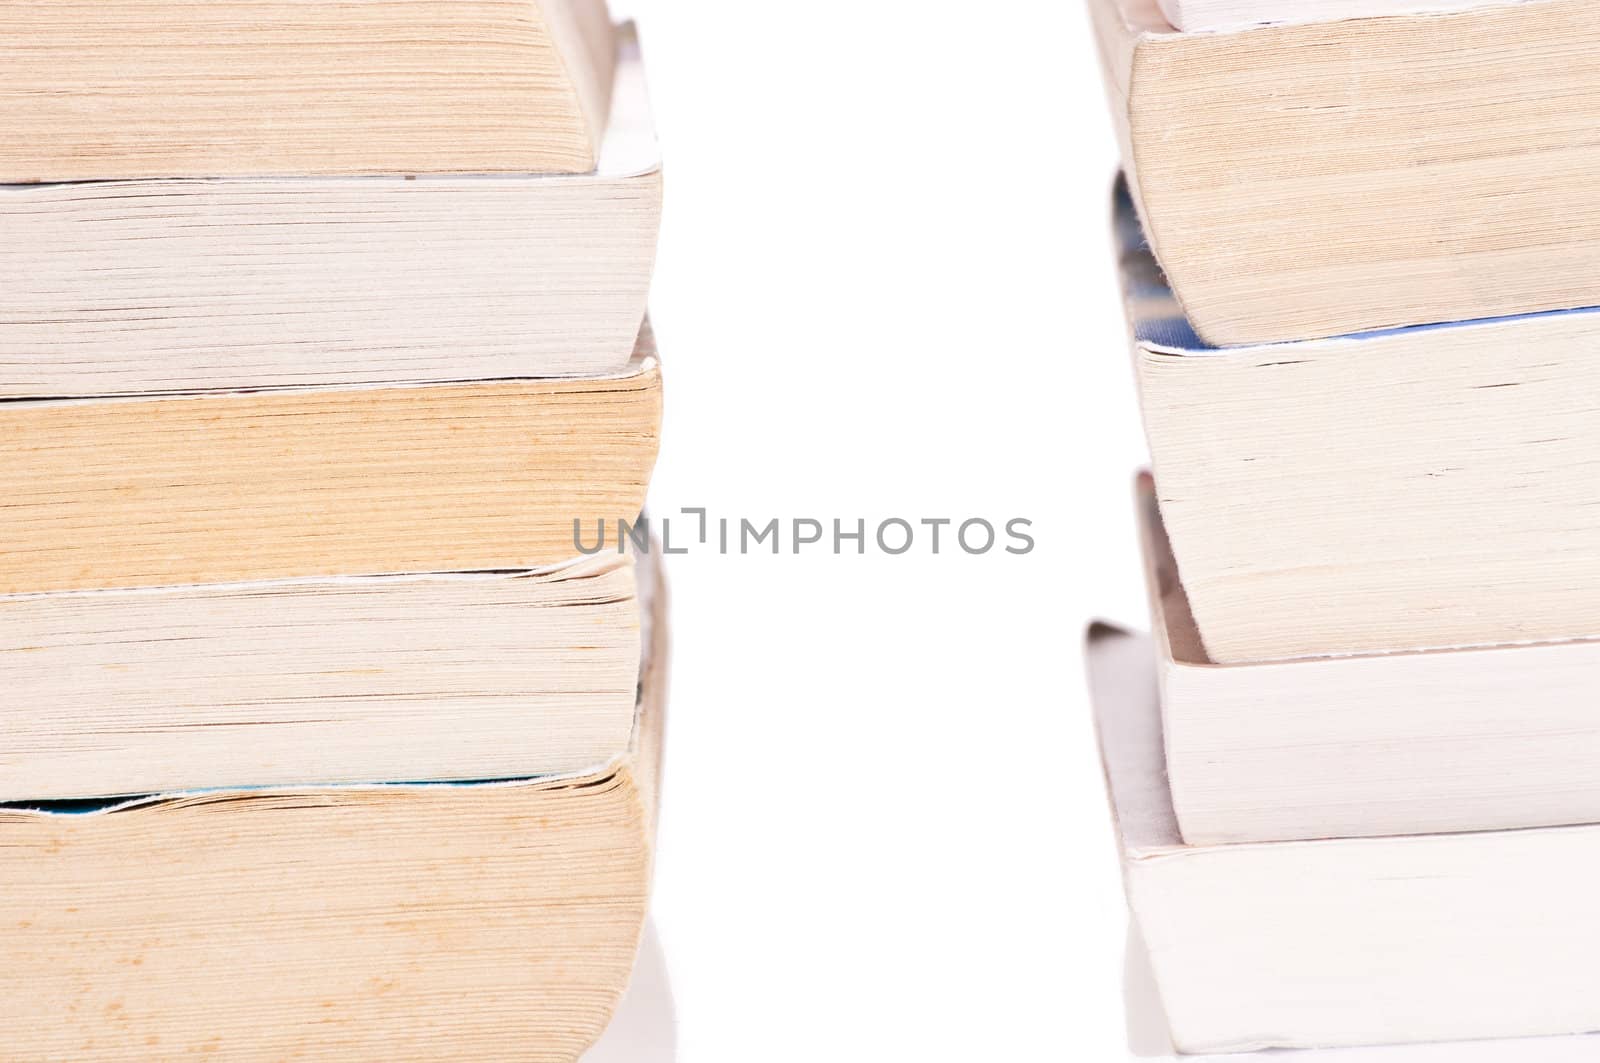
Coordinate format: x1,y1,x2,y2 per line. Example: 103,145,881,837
1,1,664,1059
1087,0,1600,1053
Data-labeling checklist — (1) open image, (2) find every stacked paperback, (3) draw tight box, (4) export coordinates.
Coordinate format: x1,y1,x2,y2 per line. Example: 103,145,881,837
1090,0,1600,1053
1,1,664,1059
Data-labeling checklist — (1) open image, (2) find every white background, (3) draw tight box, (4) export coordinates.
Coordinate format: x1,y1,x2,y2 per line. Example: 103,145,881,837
600,5,1600,1062
611,2,1149,1059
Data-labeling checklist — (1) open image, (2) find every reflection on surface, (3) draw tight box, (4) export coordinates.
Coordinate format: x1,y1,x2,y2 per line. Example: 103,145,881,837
1123,922,1173,1058
584,919,675,1062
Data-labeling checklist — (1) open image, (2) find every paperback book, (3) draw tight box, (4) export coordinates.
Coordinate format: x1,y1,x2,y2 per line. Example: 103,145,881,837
0,561,665,1061
1090,623,1600,1053
0,28,660,395
0,333,660,595
0,0,616,181
1118,181,1600,661
1091,0,1600,343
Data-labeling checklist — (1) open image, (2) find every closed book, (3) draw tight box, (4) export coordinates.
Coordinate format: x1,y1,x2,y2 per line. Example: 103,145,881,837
0,28,660,396
0,548,667,1062
0,329,660,596
0,553,646,802
1090,0,1600,343
1,0,615,181
1118,182,1600,661
1136,474,1600,844
1091,622,1600,1053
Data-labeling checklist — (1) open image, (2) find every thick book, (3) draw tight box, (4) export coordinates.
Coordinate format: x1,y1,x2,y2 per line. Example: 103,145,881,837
0,27,660,396
0,553,645,802
1117,183,1600,661
0,551,666,1062
1090,622,1600,1053
1089,0,1600,344
1157,0,1523,32
0,328,660,596
0,0,614,182
1136,474,1600,845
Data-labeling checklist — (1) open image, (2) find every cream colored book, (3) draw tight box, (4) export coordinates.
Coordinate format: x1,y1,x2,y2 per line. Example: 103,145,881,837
1090,0,1600,344
0,554,666,1063
0,28,659,396
0,0,614,182
1136,474,1600,845
0,553,645,802
1157,0,1527,32
1117,184,1600,661
0,328,660,596
1091,622,1600,1054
